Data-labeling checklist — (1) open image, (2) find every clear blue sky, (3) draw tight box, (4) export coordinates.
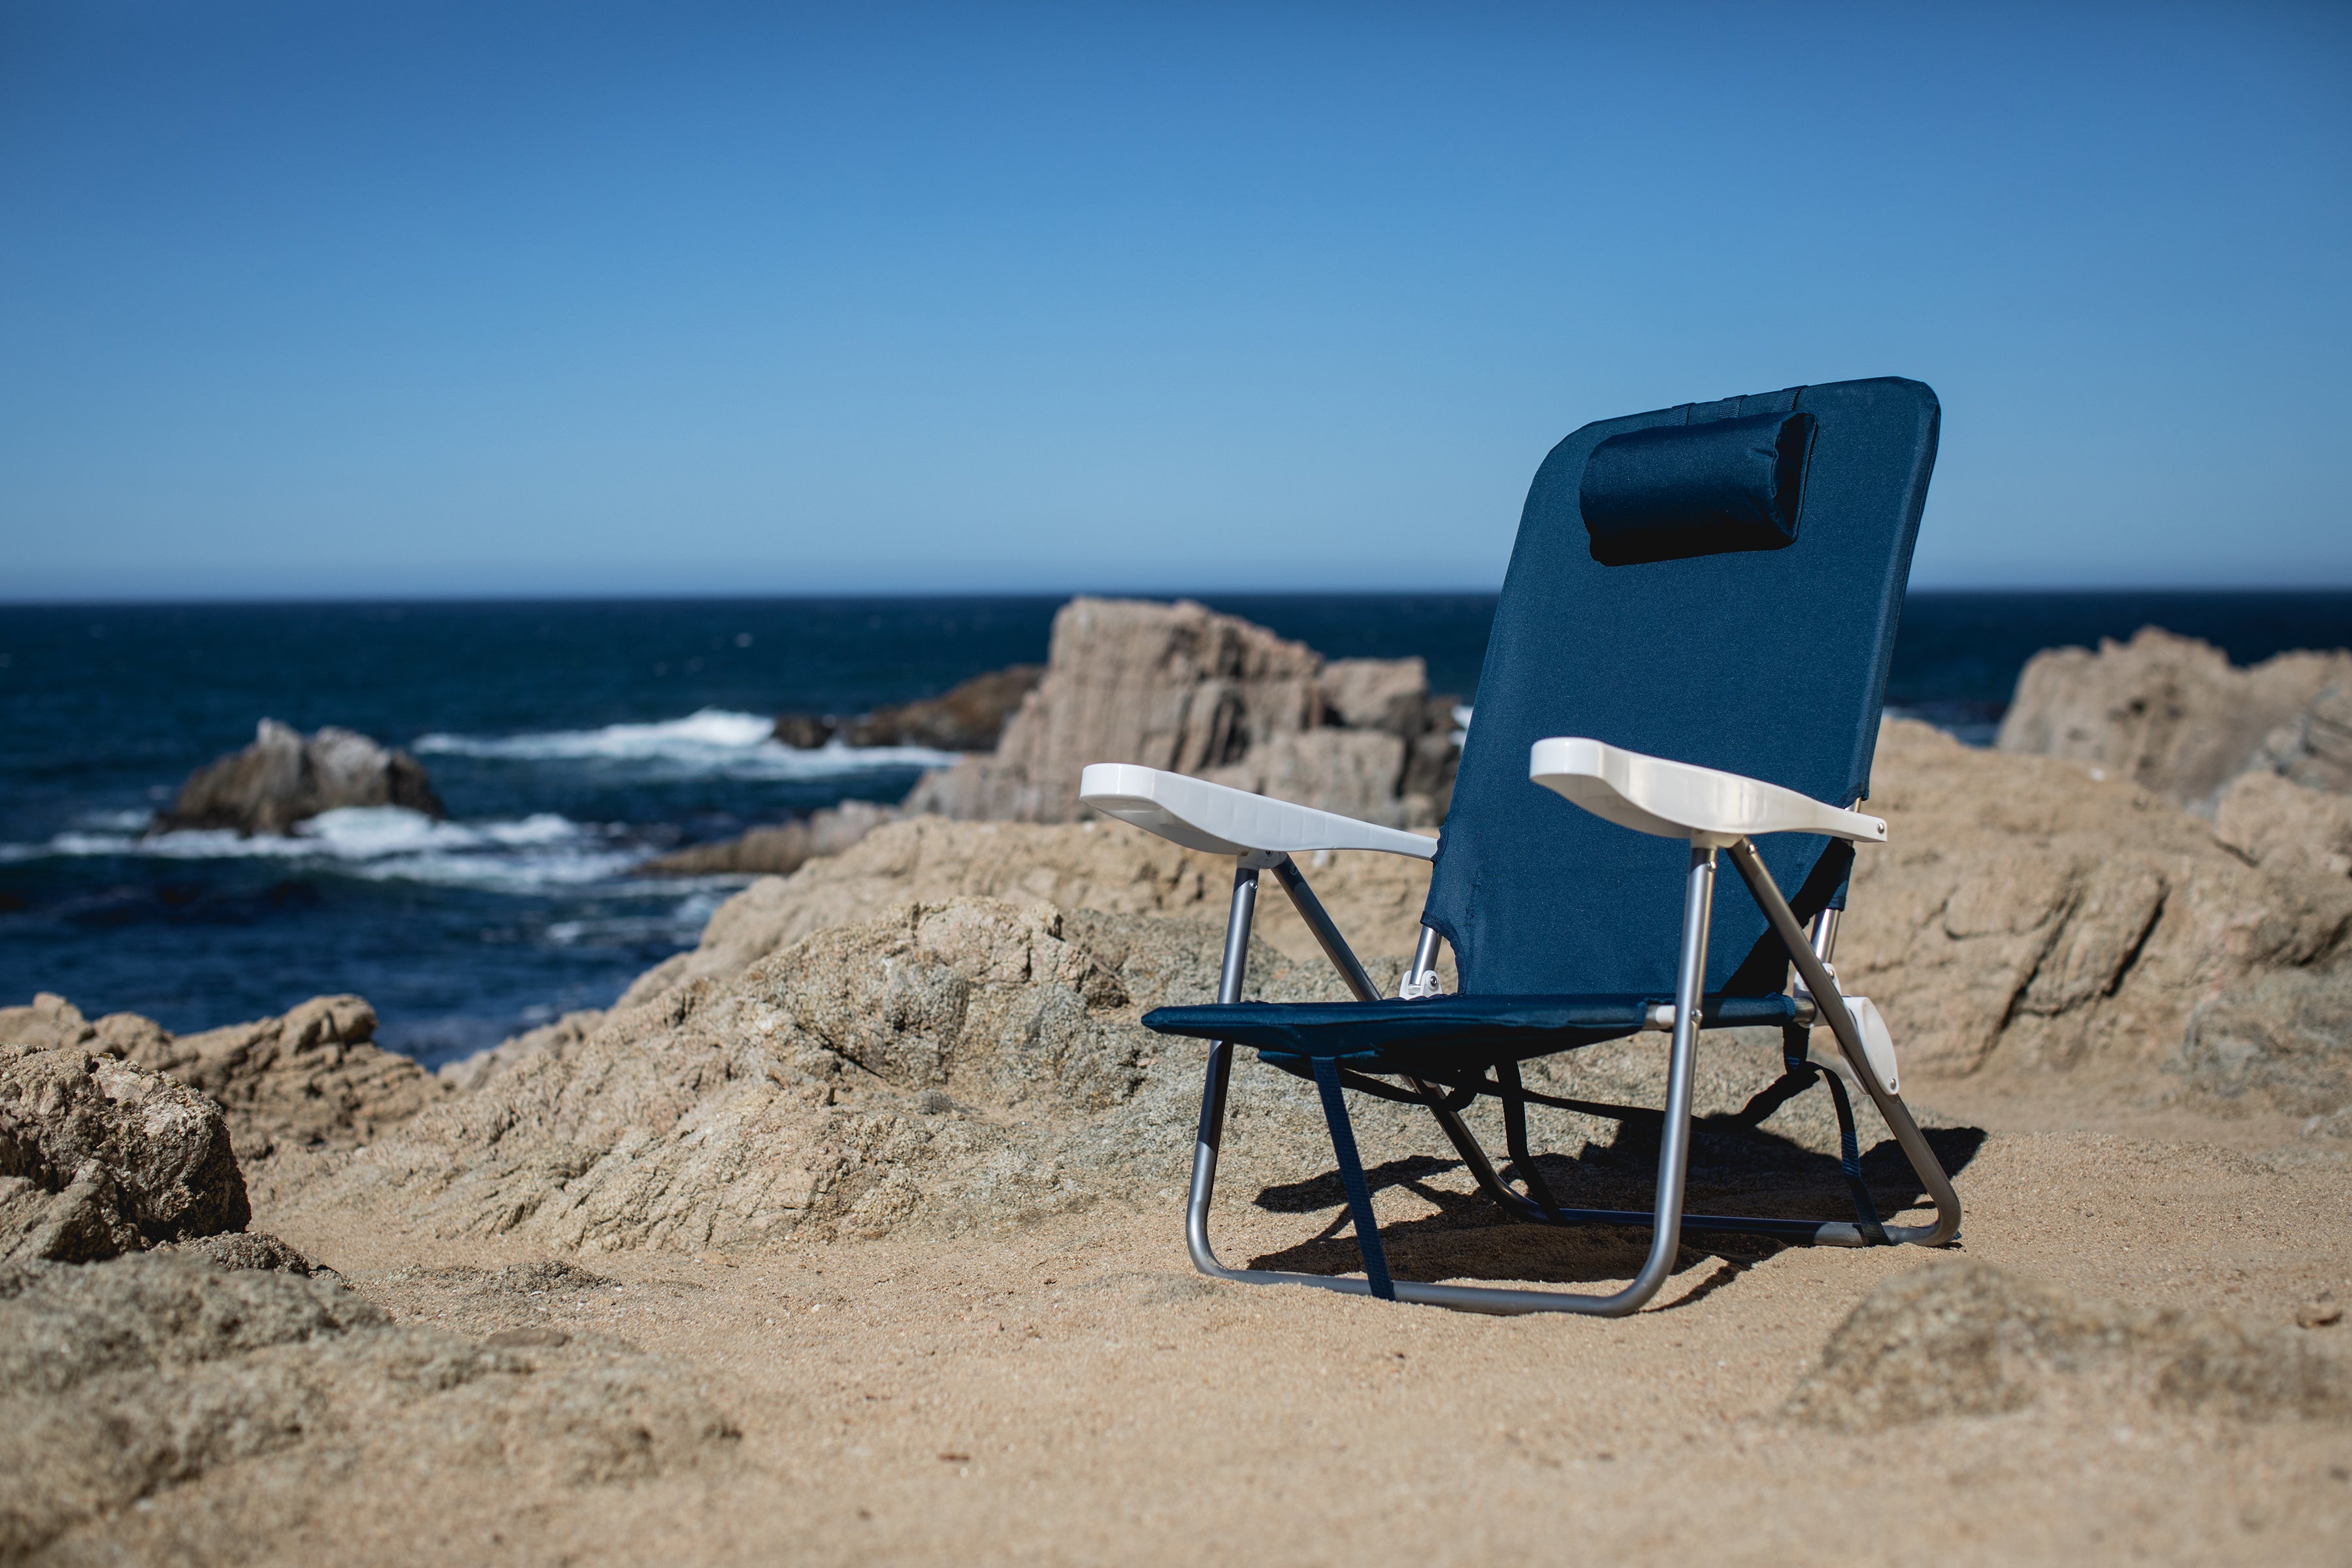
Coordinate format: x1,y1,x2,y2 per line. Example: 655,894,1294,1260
4,1,2347,600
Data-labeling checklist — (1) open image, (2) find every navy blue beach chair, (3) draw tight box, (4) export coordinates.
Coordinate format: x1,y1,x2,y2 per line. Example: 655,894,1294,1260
1079,377,1962,1315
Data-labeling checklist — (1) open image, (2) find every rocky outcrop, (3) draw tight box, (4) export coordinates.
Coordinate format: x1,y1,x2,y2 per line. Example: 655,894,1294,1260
1841,719,2352,1087
774,664,1045,751
2213,770,2352,879
621,721,2352,1109
612,814,1443,1012
1995,627,2352,808
636,800,898,878
159,719,446,835
903,598,1458,828
1,996,250,1264
278,896,1875,1257
1787,1258,2351,1431
117,994,448,1158
0,1250,738,1561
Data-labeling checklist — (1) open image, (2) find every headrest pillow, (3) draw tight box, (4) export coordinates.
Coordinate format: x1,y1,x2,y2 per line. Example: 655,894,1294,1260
1578,409,1818,566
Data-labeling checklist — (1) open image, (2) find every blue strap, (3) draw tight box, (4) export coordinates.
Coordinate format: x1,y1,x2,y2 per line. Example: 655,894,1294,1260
1309,1055,1396,1300
1735,1024,1887,1243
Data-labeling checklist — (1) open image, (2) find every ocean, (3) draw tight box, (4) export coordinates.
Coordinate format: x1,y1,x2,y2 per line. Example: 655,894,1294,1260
6,591,2349,1067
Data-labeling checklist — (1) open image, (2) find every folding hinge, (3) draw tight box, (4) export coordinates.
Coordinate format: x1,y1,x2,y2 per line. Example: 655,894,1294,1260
1397,968,1446,1000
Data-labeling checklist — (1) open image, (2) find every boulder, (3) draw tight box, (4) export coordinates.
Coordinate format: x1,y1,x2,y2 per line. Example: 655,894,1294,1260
1840,719,2352,1083
0,1250,738,1561
0,995,250,1264
2176,967,2352,1124
635,799,898,878
1995,627,2352,808
1786,1258,2351,1431
276,896,1874,1257
2213,769,2352,879
612,813,1443,1011
118,994,448,1158
158,719,446,835
2248,680,2352,794
902,598,1457,828
774,664,1045,752
629,722,2352,1105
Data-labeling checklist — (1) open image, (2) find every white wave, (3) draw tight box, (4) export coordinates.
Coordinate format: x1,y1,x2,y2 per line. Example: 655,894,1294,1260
412,708,961,776
10,808,644,892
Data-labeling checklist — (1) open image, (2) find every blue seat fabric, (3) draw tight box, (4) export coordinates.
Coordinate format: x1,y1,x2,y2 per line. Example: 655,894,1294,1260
1135,378,1936,1080
1142,993,1797,1069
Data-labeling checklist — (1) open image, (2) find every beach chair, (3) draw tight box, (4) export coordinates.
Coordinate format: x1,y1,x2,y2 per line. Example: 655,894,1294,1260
1079,377,1962,1315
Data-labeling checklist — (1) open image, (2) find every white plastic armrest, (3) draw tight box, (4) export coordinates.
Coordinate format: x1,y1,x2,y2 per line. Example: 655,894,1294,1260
1078,763,1438,860
1528,737,1887,847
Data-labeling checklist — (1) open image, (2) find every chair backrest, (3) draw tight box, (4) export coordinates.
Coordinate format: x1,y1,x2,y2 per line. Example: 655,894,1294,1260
1423,378,1938,998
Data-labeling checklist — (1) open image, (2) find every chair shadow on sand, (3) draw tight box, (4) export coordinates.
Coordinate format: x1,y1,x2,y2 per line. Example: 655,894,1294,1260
1245,1113,1987,1302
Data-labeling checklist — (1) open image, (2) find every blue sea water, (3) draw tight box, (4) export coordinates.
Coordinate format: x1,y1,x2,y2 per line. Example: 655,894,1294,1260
5,591,2348,1066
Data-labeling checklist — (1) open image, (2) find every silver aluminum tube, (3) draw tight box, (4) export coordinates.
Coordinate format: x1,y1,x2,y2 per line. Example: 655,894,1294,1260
1184,863,1260,1276
1269,857,1379,1002
1725,836,1962,1248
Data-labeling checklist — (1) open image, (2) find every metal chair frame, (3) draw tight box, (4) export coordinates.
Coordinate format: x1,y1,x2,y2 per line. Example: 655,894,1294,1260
1182,843,1961,1316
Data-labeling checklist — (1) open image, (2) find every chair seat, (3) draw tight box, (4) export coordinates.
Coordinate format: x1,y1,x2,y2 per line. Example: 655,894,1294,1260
1140,992,1798,1067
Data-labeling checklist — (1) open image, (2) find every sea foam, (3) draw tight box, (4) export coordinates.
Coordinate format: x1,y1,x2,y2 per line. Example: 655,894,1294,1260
20,808,643,892
412,707,962,777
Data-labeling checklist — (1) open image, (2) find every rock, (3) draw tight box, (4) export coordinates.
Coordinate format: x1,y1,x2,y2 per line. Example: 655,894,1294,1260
612,814,1443,1011
278,898,1358,1252
1786,1258,2352,1431
158,719,446,835
158,1230,320,1275
636,799,898,877
1995,627,2352,808
897,600,1461,827
278,894,1882,1260
2249,681,2352,794
619,719,2352,1105
2213,770,2352,879
773,711,837,749
1319,657,1464,814
1840,719,2352,1081
775,664,1046,752
436,1009,604,1094
0,1250,737,1560
0,996,250,1264
1202,728,1418,823
115,993,448,1158
2175,966,2352,1124
1320,657,1431,734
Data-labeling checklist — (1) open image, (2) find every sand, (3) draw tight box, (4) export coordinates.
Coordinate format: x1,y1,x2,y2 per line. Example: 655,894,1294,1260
163,1063,2345,1568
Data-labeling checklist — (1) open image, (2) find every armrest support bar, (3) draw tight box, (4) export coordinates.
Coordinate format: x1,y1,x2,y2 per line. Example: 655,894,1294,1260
1724,836,1961,1247
1080,763,1439,859
1529,737,1886,845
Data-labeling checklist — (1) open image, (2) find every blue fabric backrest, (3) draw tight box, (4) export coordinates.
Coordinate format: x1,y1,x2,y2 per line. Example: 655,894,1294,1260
1422,378,1938,999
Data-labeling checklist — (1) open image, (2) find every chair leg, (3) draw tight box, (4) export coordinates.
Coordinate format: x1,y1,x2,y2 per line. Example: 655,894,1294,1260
1186,845,1723,1316
1724,837,1963,1249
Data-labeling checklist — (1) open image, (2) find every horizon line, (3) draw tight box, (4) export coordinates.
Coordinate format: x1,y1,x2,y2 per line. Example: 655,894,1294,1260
10,583,2352,610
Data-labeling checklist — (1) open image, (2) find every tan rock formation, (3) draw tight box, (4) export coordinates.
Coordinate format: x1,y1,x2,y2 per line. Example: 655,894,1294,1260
0,1251,738,1561
902,598,1456,828
1786,1258,2351,1431
120,993,448,1157
1841,719,2352,1083
1,996,250,1264
613,815,1442,1011
159,718,446,834
774,664,1044,751
635,799,898,877
2213,770,2352,879
276,896,1872,1258
1995,627,2352,807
